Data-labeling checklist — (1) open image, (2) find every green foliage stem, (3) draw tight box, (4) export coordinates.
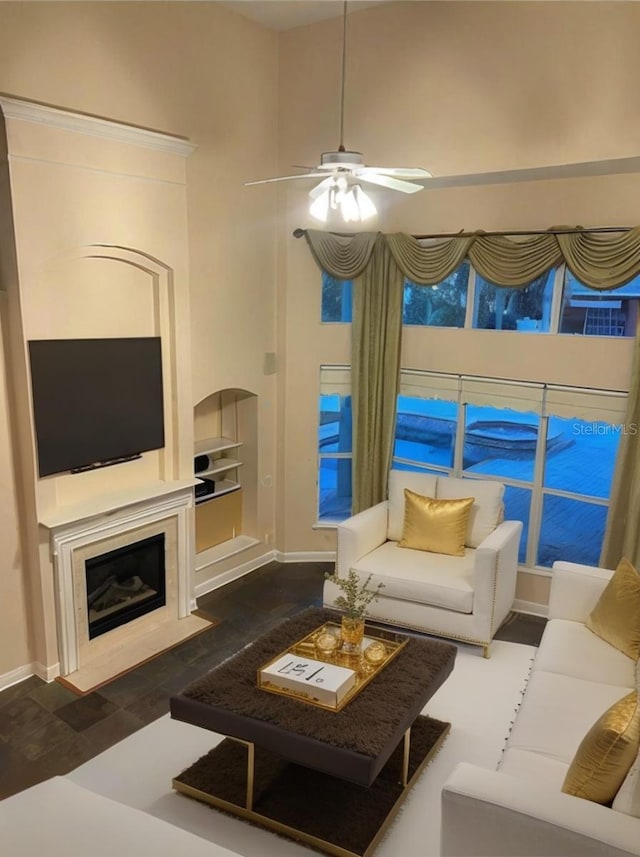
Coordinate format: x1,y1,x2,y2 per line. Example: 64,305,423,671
324,568,385,620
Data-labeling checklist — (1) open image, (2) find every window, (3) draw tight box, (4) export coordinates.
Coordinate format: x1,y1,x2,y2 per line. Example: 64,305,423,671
403,263,470,327
318,367,352,521
394,373,459,470
321,273,352,323
560,271,640,337
472,270,555,332
321,264,638,338
390,371,625,569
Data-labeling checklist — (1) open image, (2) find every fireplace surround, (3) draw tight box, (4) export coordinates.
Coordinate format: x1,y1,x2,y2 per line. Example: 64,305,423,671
46,485,206,689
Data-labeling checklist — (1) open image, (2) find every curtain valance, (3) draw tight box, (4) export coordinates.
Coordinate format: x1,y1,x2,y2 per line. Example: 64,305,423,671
305,227,640,290
304,229,379,279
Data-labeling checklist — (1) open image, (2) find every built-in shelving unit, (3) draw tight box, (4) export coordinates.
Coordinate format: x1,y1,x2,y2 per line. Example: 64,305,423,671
193,389,258,566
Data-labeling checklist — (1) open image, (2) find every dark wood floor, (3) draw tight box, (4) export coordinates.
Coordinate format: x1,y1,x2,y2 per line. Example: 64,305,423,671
0,561,545,801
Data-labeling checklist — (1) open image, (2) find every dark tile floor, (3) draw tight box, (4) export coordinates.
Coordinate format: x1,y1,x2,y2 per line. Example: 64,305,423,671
0,561,546,801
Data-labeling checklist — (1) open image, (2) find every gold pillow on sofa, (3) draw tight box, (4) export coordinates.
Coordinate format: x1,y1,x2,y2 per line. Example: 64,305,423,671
398,489,474,557
586,557,640,660
562,691,640,804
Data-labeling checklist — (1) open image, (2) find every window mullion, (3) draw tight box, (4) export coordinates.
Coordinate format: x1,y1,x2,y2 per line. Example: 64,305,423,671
549,264,565,334
526,412,548,567
465,266,477,329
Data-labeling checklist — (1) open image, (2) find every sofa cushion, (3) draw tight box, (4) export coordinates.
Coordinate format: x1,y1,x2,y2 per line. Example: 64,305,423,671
533,618,636,690
505,669,632,765
399,490,474,557
562,691,640,804
499,747,569,791
586,557,640,660
351,540,474,613
436,476,504,548
387,470,438,541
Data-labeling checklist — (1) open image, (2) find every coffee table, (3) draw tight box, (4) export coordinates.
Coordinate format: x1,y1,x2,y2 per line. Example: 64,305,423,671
170,608,456,857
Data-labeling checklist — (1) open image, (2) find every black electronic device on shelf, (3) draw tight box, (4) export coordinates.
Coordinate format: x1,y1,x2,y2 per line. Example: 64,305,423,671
195,478,216,501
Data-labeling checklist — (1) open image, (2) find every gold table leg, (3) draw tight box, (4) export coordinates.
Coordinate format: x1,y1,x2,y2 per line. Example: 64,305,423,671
245,740,255,811
401,727,411,787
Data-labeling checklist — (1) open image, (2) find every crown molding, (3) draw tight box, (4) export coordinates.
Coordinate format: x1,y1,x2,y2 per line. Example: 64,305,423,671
0,96,196,157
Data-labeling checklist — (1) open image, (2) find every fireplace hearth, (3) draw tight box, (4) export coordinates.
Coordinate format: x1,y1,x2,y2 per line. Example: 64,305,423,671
85,534,166,639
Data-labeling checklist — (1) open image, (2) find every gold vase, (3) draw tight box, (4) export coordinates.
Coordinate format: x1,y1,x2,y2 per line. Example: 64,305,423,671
341,616,365,654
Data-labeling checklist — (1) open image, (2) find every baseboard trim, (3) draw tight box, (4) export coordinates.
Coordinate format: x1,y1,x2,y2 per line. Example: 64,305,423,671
194,549,276,599
273,550,336,563
513,598,548,618
0,659,60,692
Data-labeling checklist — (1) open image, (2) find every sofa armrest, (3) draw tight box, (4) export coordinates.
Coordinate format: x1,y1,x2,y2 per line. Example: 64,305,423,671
441,762,640,857
473,520,522,633
335,501,389,577
548,561,614,622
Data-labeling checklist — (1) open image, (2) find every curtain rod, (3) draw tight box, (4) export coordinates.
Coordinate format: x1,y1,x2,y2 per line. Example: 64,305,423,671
292,226,633,239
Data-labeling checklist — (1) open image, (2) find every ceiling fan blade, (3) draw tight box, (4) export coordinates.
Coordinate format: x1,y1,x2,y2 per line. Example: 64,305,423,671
359,173,424,194
309,177,335,199
244,172,326,187
359,167,432,179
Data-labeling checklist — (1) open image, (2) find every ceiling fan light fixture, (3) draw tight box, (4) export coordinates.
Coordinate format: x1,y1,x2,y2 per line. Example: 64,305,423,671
308,181,377,223
353,185,377,220
245,1,430,213
309,189,331,222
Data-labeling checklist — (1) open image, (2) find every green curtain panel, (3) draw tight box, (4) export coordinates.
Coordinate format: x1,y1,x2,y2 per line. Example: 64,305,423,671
600,326,640,570
351,236,404,512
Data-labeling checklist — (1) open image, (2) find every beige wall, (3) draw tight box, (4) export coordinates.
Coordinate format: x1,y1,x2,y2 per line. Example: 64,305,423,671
275,2,640,594
2,1,640,682
0,2,279,681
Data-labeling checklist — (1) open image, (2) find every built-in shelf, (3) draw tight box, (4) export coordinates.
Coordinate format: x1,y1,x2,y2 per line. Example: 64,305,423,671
195,534,260,570
194,437,241,456
194,478,241,504
198,456,243,479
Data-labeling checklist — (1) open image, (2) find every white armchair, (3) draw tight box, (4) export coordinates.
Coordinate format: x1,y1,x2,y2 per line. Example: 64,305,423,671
323,470,522,656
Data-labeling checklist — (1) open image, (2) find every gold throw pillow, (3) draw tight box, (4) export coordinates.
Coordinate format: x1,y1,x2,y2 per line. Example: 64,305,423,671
562,691,640,804
398,489,474,557
586,557,640,660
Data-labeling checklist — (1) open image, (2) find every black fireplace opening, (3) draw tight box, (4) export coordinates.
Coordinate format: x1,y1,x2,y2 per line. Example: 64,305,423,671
85,533,166,640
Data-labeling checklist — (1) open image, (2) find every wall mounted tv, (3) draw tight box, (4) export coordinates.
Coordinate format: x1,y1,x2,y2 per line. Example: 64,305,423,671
28,337,165,477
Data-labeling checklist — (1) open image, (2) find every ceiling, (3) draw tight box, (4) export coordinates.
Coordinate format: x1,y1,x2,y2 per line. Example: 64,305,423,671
221,1,385,31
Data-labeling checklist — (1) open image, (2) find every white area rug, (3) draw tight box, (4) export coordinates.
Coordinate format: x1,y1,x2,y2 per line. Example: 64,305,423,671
68,639,535,857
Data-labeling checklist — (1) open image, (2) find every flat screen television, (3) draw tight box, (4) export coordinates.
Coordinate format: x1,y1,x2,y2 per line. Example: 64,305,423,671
28,337,165,477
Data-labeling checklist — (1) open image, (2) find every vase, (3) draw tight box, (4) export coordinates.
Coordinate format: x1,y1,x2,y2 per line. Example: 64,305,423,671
341,616,365,654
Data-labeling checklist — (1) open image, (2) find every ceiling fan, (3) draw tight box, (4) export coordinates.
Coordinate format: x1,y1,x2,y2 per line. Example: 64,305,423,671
244,1,431,223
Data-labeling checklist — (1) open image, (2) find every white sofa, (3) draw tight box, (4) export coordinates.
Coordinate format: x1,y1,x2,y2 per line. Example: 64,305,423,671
1,776,243,857
441,560,640,857
325,470,522,655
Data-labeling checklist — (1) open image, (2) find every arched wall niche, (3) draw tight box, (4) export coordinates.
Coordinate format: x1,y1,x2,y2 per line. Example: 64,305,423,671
194,388,258,552
32,243,192,517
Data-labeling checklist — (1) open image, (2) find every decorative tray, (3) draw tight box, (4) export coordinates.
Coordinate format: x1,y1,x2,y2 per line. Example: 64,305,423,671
257,621,408,711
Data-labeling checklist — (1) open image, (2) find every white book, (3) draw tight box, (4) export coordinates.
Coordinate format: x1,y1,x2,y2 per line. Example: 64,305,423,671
259,654,356,707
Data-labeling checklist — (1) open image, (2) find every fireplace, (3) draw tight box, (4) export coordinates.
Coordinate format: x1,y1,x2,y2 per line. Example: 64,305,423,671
85,533,166,639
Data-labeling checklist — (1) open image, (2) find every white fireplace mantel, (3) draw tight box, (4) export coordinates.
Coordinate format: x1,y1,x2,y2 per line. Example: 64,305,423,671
39,479,200,530
47,485,197,677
